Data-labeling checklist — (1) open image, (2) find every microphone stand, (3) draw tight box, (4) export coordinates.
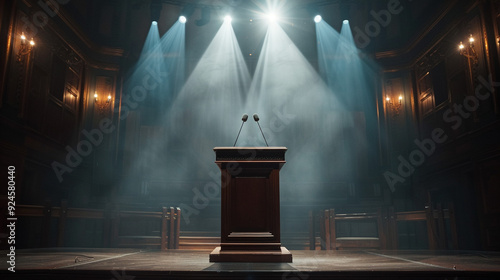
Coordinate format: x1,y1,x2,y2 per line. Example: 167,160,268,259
233,121,245,147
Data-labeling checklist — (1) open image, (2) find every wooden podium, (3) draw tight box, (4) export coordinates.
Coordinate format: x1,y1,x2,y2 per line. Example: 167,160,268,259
209,147,292,262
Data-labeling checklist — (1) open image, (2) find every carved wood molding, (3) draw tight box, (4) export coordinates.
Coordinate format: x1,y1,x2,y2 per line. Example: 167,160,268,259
53,45,83,70
415,47,446,78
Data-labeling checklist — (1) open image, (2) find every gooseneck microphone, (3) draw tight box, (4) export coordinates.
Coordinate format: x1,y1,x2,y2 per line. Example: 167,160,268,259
233,114,249,147
253,113,269,147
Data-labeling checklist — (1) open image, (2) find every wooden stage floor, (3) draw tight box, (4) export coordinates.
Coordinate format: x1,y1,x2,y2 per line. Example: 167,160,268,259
1,248,500,279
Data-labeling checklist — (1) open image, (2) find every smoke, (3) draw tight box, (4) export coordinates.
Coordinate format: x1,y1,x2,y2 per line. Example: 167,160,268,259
120,15,380,230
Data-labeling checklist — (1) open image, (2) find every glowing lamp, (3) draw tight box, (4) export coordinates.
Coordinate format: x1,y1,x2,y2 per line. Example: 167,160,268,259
94,92,112,114
179,16,187,23
17,32,35,62
152,21,158,25
386,95,403,117
469,34,474,43
224,15,232,23
343,20,349,24
458,34,479,106
314,15,322,23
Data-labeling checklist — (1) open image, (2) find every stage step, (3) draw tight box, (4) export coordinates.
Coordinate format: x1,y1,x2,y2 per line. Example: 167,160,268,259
179,236,220,250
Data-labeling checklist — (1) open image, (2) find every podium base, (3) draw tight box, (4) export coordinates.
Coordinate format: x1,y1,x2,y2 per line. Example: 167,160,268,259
209,246,292,263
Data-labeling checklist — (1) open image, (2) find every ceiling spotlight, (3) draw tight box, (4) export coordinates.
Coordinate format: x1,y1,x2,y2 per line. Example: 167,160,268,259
314,15,322,23
343,19,349,24
152,21,158,25
179,16,187,23
267,13,279,23
224,15,232,23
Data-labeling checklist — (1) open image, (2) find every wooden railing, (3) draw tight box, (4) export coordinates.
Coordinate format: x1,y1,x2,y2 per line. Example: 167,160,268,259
8,200,181,250
310,203,458,250
112,206,181,250
386,203,458,250
314,207,386,250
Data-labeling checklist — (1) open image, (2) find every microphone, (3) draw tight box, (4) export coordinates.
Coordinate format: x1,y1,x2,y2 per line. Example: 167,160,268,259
233,114,248,147
253,113,269,147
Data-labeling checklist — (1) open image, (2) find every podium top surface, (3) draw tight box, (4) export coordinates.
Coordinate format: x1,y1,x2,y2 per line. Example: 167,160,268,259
213,147,287,162
214,147,287,150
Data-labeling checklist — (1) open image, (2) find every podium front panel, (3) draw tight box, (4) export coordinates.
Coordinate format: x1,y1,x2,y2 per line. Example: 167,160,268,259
210,147,292,262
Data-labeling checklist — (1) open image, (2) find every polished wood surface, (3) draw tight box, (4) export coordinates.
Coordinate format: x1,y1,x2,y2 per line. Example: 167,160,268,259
1,248,499,280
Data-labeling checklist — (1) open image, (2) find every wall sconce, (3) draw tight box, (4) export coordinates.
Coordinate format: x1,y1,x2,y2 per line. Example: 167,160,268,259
386,95,403,118
94,92,112,115
17,32,35,62
458,34,478,86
